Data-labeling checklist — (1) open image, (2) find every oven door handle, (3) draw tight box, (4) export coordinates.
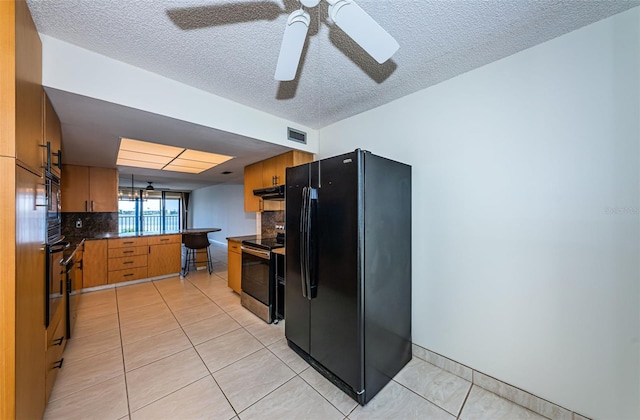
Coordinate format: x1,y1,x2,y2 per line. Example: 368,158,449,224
49,241,70,254
241,246,271,259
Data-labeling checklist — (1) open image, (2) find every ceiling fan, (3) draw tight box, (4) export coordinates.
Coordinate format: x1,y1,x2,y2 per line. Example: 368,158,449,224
274,0,399,81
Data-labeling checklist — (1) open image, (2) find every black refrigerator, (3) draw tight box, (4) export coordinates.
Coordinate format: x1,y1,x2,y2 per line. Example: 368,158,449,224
285,149,412,405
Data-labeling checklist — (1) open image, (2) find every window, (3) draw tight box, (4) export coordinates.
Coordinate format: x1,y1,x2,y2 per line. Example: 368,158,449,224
118,190,183,234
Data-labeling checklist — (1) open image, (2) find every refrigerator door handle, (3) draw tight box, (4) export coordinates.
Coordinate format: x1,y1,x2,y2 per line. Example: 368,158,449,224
306,187,317,300
300,186,309,298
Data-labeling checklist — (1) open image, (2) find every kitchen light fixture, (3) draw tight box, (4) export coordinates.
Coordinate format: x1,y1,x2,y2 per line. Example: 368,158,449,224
116,138,233,174
146,182,155,191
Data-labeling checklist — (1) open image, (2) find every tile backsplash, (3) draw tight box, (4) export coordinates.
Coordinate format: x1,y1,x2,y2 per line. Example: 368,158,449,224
62,212,118,248
260,210,284,238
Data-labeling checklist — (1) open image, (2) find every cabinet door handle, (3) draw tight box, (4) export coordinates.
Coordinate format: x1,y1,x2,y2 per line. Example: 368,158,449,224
123,261,134,264
123,241,134,245
53,336,64,346
53,358,64,369
53,150,62,169
122,250,134,254
160,238,169,241
91,201,94,212
85,200,88,212
124,273,134,277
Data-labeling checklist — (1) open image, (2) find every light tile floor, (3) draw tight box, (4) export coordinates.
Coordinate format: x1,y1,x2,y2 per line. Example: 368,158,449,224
45,243,548,420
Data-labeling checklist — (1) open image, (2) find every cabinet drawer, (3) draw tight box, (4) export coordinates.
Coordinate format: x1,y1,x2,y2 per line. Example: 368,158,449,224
45,316,66,401
228,240,241,254
148,234,181,246
108,245,147,258
108,267,148,284
108,255,147,271
108,237,148,249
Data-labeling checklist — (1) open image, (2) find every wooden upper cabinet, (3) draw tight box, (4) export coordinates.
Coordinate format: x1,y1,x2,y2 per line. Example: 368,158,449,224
89,167,118,212
43,93,62,177
14,0,44,174
244,161,263,212
262,157,278,187
243,150,313,212
61,165,118,212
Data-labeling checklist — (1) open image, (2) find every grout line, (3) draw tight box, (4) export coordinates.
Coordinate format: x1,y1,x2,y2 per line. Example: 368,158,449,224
115,286,133,418
153,273,241,418
457,382,473,419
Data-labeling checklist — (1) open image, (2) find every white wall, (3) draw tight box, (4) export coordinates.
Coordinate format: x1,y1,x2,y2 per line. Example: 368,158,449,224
40,35,319,154
190,184,256,244
319,8,639,420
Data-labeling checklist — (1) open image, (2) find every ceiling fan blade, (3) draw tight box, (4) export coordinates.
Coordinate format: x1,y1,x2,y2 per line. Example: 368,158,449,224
274,10,310,81
328,0,399,64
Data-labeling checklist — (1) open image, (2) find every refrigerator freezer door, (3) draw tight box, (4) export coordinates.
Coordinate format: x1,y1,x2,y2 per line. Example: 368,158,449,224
285,162,312,353
309,150,363,393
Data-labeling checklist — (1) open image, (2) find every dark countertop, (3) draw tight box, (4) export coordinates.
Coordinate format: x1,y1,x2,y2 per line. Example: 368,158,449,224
87,228,222,240
226,235,258,242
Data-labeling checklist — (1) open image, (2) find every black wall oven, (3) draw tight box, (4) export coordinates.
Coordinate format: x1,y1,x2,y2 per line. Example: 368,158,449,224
45,240,68,327
46,175,61,243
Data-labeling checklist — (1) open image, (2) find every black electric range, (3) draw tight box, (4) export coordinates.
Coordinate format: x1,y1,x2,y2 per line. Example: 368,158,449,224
240,233,284,324
241,233,284,251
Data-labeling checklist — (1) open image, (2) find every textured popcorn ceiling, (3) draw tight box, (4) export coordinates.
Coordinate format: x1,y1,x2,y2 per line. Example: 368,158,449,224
25,0,638,189
27,0,638,129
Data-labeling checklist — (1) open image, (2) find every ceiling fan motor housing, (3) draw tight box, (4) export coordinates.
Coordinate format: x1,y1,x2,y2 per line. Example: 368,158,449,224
300,0,320,7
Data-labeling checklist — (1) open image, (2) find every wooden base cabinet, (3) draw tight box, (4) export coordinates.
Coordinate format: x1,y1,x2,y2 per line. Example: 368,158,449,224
148,235,181,278
45,291,66,403
83,239,108,288
107,237,148,283
228,239,242,294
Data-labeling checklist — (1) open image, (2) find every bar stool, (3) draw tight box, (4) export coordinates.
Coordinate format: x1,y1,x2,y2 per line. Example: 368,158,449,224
182,232,213,276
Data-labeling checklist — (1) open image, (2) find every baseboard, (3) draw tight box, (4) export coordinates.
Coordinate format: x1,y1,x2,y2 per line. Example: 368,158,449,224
411,343,591,420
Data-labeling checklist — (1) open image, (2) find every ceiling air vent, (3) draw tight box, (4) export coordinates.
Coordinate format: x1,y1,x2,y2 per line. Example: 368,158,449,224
288,127,307,144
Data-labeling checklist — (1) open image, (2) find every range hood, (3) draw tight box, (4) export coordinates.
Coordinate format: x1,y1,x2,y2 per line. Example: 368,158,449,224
253,185,285,201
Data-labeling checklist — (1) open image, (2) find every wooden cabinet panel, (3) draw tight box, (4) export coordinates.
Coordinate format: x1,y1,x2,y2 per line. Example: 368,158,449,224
243,151,314,212
244,161,263,212
61,165,89,212
108,254,147,271
61,165,118,212
108,267,147,284
43,92,62,177
15,165,46,420
44,310,66,403
108,237,148,249
83,239,108,288
147,234,180,246
14,0,43,174
107,245,147,258
89,167,118,212
227,240,242,294
148,242,181,278
70,245,83,292
262,157,277,187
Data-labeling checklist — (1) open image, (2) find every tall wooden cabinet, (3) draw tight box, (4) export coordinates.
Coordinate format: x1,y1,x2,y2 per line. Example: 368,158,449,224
43,92,62,178
244,150,313,212
0,1,47,418
61,165,118,212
